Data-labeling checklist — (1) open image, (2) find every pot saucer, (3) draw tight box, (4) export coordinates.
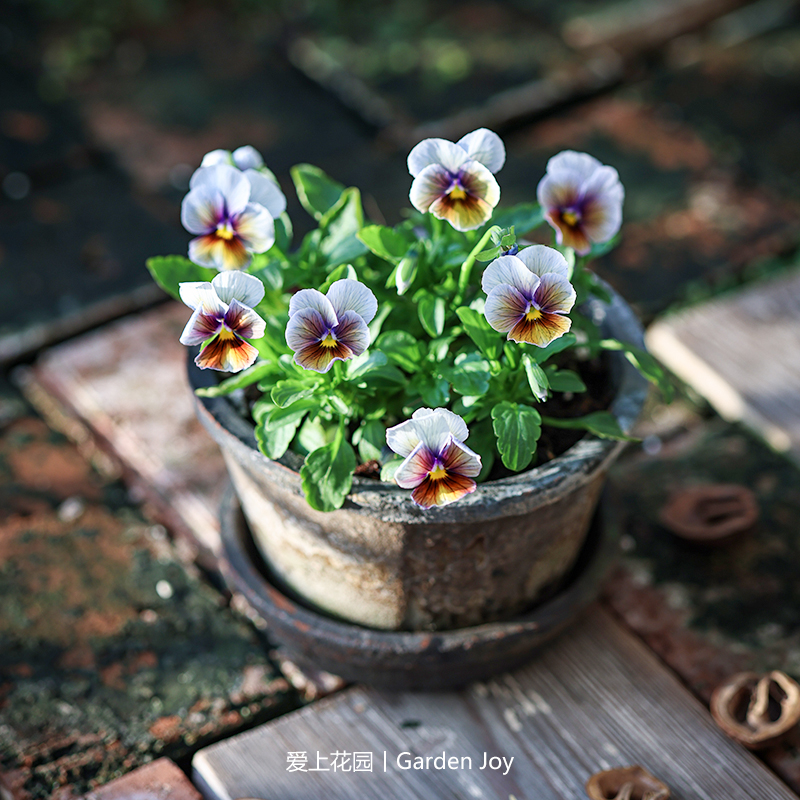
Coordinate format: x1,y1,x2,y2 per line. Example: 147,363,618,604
219,486,618,691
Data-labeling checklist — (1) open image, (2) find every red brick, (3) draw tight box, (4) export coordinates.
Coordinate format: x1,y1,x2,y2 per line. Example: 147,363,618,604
82,759,201,800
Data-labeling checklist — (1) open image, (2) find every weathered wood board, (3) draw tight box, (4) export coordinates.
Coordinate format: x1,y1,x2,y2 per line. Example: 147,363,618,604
646,269,800,463
192,607,798,800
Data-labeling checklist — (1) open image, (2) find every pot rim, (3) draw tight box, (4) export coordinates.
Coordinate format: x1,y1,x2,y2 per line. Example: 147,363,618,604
188,284,648,522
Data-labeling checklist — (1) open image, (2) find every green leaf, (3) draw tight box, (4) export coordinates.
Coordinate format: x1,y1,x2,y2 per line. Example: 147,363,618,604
195,360,276,397
456,307,502,360
296,417,330,454
541,411,638,441
320,263,357,293
357,225,410,263
442,353,491,396
376,331,421,372
300,437,357,512
395,252,418,295
271,380,318,408
255,401,312,459
546,368,587,393
491,401,542,472
346,350,388,380
522,354,549,401
418,293,446,337
274,212,293,252
290,163,344,221
380,458,403,482
475,245,502,262
352,419,386,463
250,254,283,291
488,204,545,237
599,339,674,402
417,376,450,407
529,332,577,364
145,255,216,301
467,419,496,482
264,399,318,431
319,188,368,267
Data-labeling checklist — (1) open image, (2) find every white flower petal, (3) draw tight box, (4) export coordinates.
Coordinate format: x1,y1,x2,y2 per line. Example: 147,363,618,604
386,417,422,458
232,145,264,171
179,307,223,346
235,202,275,253
412,407,469,443
326,279,378,324
481,255,540,295
456,128,506,174
288,289,338,327
244,169,287,218
441,438,482,478
411,412,452,455
515,244,571,279
211,271,265,308
394,442,436,489
200,149,233,167
189,164,251,215
179,281,216,310
181,186,222,235
544,150,603,183
407,137,470,178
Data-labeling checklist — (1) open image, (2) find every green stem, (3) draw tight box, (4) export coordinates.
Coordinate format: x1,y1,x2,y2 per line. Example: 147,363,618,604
454,226,501,307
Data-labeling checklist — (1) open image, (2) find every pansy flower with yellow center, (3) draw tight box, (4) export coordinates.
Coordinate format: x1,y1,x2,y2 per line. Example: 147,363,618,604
286,279,378,373
482,245,576,347
179,271,266,372
387,408,481,509
181,164,283,271
408,128,505,232
537,150,624,256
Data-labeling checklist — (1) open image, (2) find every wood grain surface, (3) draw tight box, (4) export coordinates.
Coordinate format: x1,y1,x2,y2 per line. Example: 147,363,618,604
192,606,798,800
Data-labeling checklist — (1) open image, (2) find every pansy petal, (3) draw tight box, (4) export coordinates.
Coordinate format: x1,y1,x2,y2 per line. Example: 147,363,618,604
234,202,275,254
484,284,529,333
394,442,436,489
533,273,576,315
232,145,264,171
409,164,453,213
326,279,378,324
410,413,451,456
481,255,540,295
386,418,422,458
461,160,500,207
211,271,265,308
411,473,476,509
544,150,603,183
189,234,251,271
181,186,223,235
412,407,469,443
407,137,470,177
456,128,506,174
288,289,338,326
440,438,482,478
581,169,624,243
244,169,287,218
332,311,370,357
179,308,223,346
293,339,354,373
508,311,572,347
429,191,493,232
536,172,582,213
286,308,330,352
545,213,592,255
515,244,571,279
189,164,251,215
196,333,258,372
223,298,266,341
179,281,217,311
200,149,233,167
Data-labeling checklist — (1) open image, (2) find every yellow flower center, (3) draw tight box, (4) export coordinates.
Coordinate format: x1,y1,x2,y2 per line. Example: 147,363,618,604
429,463,448,481
449,186,467,200
562,210,579,227
216,222,236,240
320,332,338,348
218,327,237,340
525,307,543,321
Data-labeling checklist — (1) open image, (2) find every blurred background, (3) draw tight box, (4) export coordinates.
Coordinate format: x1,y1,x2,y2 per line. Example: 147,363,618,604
2,0,800,364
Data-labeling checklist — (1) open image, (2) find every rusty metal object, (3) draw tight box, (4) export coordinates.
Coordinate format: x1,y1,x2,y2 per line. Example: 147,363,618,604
586,765,670,800
659,484,758,545
219,487,618,691
191,288,647,632
711,671,800,750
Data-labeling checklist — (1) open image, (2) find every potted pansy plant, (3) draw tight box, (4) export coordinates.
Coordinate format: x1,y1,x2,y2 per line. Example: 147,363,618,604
147,130,668,633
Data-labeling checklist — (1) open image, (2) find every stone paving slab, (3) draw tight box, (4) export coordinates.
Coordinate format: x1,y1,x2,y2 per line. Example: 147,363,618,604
82,758,201,800
603,417,800,793
0,405,294,799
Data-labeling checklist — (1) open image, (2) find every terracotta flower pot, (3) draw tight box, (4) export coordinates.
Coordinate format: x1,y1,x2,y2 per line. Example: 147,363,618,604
189,287,647,632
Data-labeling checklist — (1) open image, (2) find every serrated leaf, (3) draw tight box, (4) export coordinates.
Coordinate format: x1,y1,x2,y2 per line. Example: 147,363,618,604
456,307,502,361
357,225,410,263
522,354,549,401
290,163,344,221
376,331,421,372
546,369,587,393
491,401,542,471
300,438,356,512
541,411,638,441
418,293,446,337
271,380,318,408
145,255,216,301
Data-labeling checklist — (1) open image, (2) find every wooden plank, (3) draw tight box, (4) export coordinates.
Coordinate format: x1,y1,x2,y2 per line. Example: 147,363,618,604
192,606,798,800
647,270,800,463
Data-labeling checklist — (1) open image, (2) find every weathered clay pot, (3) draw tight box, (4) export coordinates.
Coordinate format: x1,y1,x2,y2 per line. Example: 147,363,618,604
189,287,647,631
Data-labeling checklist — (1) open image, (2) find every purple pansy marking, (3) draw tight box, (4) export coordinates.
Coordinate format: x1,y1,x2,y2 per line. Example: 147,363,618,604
286,279,378,373
407,129,505,232
179,271,266,372
387,408,481,509
536,151,624,256
481,245,576,347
